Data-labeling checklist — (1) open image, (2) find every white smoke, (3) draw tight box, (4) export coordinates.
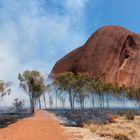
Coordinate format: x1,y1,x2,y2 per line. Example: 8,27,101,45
0,0,90,107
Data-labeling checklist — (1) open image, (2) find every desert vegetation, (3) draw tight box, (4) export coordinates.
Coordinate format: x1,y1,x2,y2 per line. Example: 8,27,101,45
47,72,140,110
0,70,140,140
1,70,140,113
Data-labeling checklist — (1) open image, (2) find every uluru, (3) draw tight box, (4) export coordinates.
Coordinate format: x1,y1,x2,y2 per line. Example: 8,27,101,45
50,25,140,87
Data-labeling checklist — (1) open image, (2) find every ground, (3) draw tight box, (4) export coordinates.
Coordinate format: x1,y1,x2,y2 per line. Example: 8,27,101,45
0,110,71,140
0,110,140,140
62,115,140,140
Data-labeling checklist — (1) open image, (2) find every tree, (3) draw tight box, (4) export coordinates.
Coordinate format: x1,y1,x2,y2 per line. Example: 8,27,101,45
75,73,91,110
58,91,66,108
51,81,59,109
0,80,11,100
34,78,47,109
55,72,77,109
119,85,127,106
13,98,25,112
92,80,105,108
87,79,97,108
42,93,47,109
18,70,46,113
46,84,53,109
102,82,113,108
127,86,140,108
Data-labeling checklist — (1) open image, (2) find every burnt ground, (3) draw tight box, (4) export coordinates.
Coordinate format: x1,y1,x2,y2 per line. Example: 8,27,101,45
46,108,140,126
0,111,32,128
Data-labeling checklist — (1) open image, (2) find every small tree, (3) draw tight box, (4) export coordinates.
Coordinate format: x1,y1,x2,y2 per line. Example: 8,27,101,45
18,70,46,113
13,98,25,112
87,79,97,108
75,73,91,110
102,82,113,108
0,80,11,100
46,84,53,109
93,80,104,108
55,72,77,109
51,81,59,109
34,79,47,109
127,86,140,108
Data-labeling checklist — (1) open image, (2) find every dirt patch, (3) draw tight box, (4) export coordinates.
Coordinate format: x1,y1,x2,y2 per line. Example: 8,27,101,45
0,110,72,140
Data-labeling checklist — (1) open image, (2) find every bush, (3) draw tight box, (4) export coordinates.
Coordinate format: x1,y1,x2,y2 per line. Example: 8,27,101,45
118,110,135,120
118,111,125,116
114,134,130,140
125,111,135,120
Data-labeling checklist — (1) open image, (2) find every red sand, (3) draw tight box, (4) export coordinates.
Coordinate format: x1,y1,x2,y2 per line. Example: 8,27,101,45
0,110,71,140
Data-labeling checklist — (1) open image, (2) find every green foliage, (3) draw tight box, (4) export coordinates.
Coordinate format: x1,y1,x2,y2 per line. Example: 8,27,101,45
54,72,92,109
118,110,135,120
13,98,25,112
52,71,140,110
54,72,77,109
55,72,76,92
18,70,46,112
18,70,46,98
75,73,91,109
0,80,11,99
125,110,135,120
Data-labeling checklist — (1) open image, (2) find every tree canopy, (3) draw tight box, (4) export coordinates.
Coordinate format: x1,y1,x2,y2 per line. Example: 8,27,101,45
18,70,46,113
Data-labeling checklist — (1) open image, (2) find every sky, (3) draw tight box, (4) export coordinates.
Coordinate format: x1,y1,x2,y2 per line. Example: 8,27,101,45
1,0,140,105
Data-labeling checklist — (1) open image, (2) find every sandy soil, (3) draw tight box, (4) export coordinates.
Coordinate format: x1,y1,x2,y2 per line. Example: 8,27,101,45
0,110,71,140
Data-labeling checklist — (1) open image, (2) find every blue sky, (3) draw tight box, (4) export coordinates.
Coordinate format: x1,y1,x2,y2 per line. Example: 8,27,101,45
0,0,140,92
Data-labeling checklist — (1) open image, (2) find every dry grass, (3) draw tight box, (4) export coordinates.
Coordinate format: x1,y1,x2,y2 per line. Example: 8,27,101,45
83,123,101,133
74,115,140,140
114,133,130,140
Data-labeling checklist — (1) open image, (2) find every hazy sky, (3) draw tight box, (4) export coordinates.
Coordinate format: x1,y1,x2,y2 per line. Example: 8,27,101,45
0,0,140,104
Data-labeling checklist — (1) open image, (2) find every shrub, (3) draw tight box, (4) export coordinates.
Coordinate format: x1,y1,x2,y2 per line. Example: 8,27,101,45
83,123,100,133
118,110,135,120
118,111,125,116
125,111,135,120
114,134,130,140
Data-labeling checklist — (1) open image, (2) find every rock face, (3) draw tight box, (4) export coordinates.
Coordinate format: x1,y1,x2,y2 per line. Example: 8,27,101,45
50,26,140,87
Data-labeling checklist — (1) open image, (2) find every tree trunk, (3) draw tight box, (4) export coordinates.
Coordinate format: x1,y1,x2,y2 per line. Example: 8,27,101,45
30,96,34,113
106,92,109,108
99,93,102,108
72,95,75,109
39,98,41,109
69,92,73,109
102,93,105,108
43,93,47,109
83,99,85,110
55,91,57,109
80,101,82,110
91,92,94,108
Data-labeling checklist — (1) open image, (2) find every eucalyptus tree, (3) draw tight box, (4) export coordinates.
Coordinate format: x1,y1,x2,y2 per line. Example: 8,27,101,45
52,80,62,109
42,91,47,109
46,84,53,109
55,72,77,109
102,82,113,108
87,79,96,108
13,98,25,112
121,85,127,105
0,80,11,100
127,86,140,108
133,87,140,108
93,80,105,108
75,73,91,110
58,90,67,108
126,86,135,99
18,70,46,113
